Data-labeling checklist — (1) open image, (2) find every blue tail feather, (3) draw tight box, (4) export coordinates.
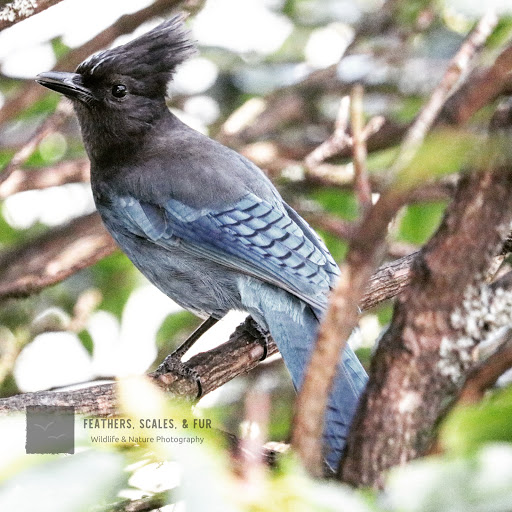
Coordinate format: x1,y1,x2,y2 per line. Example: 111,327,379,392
239,277,368,469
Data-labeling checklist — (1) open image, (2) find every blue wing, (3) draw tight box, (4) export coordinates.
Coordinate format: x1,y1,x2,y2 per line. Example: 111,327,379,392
118,192,339,314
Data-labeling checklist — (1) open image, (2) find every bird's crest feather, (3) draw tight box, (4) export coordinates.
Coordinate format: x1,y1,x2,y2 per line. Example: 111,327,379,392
76,14,196,83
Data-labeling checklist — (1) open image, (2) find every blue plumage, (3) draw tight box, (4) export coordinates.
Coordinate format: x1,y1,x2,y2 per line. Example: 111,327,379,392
35,16,368,471
117,190,336,315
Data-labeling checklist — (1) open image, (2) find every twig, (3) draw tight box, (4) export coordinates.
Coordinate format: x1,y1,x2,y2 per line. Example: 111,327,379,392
350,85,372,212
109,491,170,512
305,96,351,169
68,288,103,332
458,335,512,405
304,94,384,191
389,11,498,178
235,376,270,497
0,0,64,31
442,43,512,125
299,210,356,241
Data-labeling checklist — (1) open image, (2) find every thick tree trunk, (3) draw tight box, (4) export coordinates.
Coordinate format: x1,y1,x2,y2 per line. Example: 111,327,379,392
340,161,512,487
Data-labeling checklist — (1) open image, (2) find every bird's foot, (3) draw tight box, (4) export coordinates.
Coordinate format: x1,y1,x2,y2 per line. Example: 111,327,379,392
154,316,219,399
243,316,271,361
156,354,203,399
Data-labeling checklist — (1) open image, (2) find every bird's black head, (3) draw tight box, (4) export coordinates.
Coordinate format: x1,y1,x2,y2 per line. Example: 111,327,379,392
36,15,195,162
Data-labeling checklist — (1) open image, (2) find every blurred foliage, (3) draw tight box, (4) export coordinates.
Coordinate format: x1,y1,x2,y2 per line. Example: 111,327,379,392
441,386,512,455
91,252,139,318
155,310,200,351
486,16,512,48
399,201,447,245
0,0,511,509
396,130,481,188
2,376,512,511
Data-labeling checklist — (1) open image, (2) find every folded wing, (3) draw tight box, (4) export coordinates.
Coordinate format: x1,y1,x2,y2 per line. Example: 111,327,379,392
118,192,339,315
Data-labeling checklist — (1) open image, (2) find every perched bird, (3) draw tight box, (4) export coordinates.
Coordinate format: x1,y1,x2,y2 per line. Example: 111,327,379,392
36,15,367,470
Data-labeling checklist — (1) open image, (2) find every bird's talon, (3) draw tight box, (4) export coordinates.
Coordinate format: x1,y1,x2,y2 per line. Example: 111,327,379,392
244,317,270,361
158,355,203,399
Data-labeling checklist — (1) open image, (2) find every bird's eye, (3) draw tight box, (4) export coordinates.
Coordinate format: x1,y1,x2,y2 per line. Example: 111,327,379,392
111,84,127,98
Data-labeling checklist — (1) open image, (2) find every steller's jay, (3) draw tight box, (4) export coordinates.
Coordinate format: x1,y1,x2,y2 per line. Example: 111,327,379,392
36,15,368,470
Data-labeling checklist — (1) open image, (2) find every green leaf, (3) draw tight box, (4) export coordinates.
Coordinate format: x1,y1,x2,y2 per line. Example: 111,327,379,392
156,310,200,350
395,129,480,188
0,208,20,246
50,37,71,60
18,94,60,120
376,303,393,325
399,201,447,245
78,329,94,356
355,347,372,370
486,16,512,48
392,96,424,123
318,229,348,262
441,386,512,455
367,148,399,173
91,252,138,318
310,188,358,221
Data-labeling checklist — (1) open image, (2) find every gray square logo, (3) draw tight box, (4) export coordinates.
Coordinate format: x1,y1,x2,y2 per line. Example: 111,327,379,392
26,406,75,454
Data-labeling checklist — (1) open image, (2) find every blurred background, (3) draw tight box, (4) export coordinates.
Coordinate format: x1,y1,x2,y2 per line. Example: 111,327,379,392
0,0,510,425
1,0,512,509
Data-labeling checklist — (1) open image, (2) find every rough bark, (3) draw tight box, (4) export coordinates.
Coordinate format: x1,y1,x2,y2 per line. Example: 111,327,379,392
361,251,416,311
339,162,512,487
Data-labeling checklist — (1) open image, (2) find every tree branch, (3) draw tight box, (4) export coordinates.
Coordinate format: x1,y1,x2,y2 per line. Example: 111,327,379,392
339,137,512,487
0,100,72,185
442,43,512,126
0,0,64,31
0,212,117,301
350,84,373,212
0,158,90,199
0,317,278,414
458,333,512,406
360,250,416,310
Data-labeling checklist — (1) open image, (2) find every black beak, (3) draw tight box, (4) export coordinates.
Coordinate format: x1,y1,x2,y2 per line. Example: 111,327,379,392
36,71,94,102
